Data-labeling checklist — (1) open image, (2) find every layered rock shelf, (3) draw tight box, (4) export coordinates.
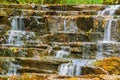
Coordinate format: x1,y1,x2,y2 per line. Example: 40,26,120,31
0,4,120,80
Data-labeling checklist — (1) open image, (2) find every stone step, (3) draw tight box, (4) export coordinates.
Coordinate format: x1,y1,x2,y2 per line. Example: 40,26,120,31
0,8,98,16
0,4,33,9
81,66,108,75
40,4,105,11
14,57,69,71
18,67,57,74
43,32,103,42
0,57,69,75
0,47,48,57
0,4,105,11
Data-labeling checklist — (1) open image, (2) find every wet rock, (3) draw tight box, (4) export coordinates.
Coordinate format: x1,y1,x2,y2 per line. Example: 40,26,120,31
114,10,120,15
0,57,15,75
41,4,105,11
18,67,57,74
0,4,33,9
98,43,120,57
0,47,46,57
0,16,10,31
0,11,7,17
47,32,89,42
24,16,48,35
87,32,103,41
50,42,97,59
70,47,83,53
14,57,69,73
76,16,94,32
103,0,120,4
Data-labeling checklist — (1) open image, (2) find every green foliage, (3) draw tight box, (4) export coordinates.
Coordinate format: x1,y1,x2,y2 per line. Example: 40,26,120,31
0,0,103,4
65,0,103,4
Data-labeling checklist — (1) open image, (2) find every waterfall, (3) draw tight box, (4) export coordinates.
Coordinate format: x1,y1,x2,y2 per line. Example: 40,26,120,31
55,46,70,58
98,5,120,16
98,5,120,42
3,16,37,46
59,59,90,76
96,5,120,59
63,19,67,32
11,16,25,30
7,30,26,46
7,16,26,46
96,42,104,59
68,19,78,33
63,19,78,33
103,18,112,42
7,63,21,76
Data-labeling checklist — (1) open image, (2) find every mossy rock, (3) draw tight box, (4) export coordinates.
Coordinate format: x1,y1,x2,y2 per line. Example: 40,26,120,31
93,57,120,75
76,16,94,32
0,11,7,17
103,0,120,4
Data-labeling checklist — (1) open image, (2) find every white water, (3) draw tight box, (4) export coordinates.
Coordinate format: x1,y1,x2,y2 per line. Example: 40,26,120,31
11,16,25,30
68,20,78,33
7,63,21,76
96,5,120,59
59,59,91,76
55,47,70,58
64,19,67,32
103,18,112,42
56,50,70,58
3,16,37,46
98,5,120,16
99,5,120,42
63,19,78,33
6,30,36,46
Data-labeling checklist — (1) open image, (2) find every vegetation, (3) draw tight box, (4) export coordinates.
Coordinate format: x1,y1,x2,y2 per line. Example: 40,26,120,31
0,0,119,4
103,0,120,4
0,0,103,4
65,0,103,4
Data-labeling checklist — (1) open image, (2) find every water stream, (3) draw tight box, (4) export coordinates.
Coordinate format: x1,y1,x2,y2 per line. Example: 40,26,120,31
7,63,21,76
63,18,78,33
55,46,70,58
63,18,67,32
2,16,37,47
0,4,120,77
96,5,120,59
59,5,120,76
59,59,93,76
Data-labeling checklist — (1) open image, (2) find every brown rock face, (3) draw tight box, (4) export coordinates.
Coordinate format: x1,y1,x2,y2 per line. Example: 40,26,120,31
76,16,94,32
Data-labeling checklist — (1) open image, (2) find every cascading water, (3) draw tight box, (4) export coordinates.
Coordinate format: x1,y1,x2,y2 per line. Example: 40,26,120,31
98,5,120,42
11,16,25,30
7,63,21,76
103,18,112,42
98,5,120,16
59,59,92,76
63,18,78,33
68,19,78,33
96,5,120,59
3,16,37,47
55,46,70,58
63,18,67,32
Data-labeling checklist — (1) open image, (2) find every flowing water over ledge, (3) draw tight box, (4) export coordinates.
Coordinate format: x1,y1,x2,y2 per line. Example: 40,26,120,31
0,4,120,79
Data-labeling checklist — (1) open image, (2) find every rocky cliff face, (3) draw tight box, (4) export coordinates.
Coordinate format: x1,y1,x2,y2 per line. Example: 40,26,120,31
0,4,120,79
